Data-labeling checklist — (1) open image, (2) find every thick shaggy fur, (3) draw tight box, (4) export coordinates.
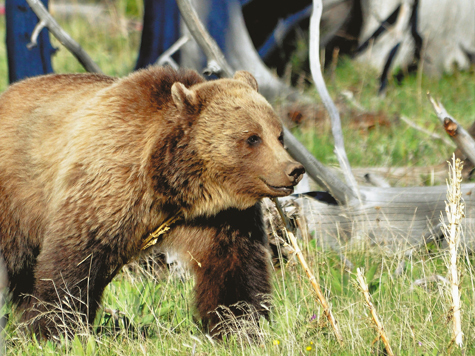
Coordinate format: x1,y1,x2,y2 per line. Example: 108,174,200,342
0,67,303,337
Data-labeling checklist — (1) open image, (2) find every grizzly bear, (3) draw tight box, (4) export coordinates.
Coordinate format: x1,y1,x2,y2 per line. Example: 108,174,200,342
0,67,304,338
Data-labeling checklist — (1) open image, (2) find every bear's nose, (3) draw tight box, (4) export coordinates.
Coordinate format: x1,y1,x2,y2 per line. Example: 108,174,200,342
286,162,305,184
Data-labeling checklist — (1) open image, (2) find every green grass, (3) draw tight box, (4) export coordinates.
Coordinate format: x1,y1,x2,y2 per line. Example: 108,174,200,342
6,245,475,355
2,4,475,355
292,58,475,169
49,9,141,77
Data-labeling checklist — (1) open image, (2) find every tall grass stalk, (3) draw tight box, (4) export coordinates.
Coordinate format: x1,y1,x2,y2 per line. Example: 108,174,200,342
442,155,465,349
356,267,394,356
273,198,344,345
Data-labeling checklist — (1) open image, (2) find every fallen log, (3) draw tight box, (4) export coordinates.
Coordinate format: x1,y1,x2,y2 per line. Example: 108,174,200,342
282,98,475,251
276,182,475,251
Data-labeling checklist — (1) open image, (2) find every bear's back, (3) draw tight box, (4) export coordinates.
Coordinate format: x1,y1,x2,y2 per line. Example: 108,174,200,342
0,74,117,243
0,68,205,246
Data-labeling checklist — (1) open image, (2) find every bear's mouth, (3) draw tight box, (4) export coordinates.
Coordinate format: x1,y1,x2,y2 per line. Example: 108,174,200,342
261,179,295,196
268,185,294,195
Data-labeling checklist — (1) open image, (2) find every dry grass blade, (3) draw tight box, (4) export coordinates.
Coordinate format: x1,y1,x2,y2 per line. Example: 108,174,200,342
356,268,394,356
442,155,464,349
272,198,344,346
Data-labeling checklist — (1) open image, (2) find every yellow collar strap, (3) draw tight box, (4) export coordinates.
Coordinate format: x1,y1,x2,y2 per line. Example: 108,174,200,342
141,212,182,251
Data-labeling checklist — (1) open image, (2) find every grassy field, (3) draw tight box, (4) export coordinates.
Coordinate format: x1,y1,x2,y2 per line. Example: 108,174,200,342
2,3,475,355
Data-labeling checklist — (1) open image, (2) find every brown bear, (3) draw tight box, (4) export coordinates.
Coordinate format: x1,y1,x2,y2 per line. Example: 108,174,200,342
0,66,304,338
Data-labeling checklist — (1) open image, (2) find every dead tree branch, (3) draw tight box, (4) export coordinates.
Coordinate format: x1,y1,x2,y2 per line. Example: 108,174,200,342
400,115,455,147
27,19,46,49
175,0,233,77
155,35,190,69
283,128,358,204
429,93,475,165
26,0,103,74
310,0,360,200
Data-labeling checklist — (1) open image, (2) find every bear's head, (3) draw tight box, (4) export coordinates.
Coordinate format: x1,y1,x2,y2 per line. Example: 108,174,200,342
166,71,305,218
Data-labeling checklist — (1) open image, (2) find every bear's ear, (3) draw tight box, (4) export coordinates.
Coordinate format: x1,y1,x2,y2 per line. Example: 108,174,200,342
171,82,198,112
233,71,258,91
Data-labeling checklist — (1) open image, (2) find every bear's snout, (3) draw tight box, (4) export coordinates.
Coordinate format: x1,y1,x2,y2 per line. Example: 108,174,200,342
285,162,305,185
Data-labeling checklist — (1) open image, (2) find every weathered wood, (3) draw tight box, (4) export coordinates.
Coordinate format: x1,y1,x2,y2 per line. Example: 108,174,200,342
310,0,359,198
284,127,359,205
155,35,190,69
282,183,475,250
357,0,475,77
175,0,234,77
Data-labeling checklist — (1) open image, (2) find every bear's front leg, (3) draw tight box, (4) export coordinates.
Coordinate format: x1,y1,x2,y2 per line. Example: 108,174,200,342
178,204,272,336
22,233,122,339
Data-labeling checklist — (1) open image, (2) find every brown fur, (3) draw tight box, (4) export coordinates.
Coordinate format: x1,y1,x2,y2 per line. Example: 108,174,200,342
0,67,304,338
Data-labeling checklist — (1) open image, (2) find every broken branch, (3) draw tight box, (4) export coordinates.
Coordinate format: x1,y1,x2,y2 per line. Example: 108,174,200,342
26,19,46,49
429,93,475,165
155,35,190,69
26,0,103,74
400,115,455,147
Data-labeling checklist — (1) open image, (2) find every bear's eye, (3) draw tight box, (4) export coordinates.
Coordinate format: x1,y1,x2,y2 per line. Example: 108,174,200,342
247,135,261,146
278,132,284,145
